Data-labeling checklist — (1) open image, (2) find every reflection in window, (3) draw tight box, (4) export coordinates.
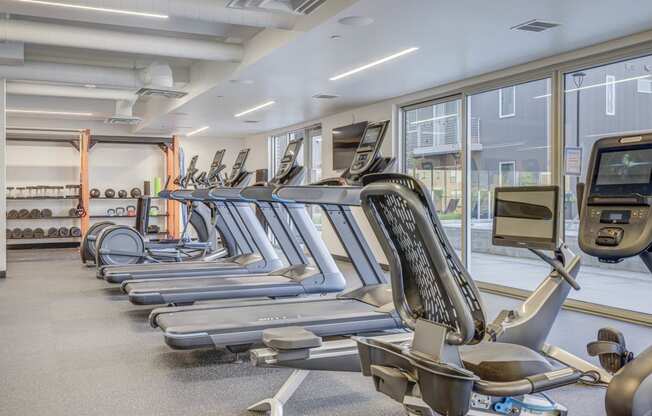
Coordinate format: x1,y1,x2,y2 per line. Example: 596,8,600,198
469,78,551,286
565,56,652,314
403,99,463,251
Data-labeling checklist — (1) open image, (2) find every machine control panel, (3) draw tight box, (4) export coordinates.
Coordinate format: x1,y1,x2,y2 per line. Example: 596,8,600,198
275,139,303,181
579,133,652,261
349,120,389,175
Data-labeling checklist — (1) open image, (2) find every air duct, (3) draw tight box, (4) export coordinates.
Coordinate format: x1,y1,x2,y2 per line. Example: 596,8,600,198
0,19,243,61
106,100,142,125
7,82,136,101
0,61,143,89
137,62,188,99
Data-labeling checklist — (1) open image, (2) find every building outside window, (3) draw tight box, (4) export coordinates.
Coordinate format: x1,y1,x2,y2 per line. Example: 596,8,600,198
499,85,516,118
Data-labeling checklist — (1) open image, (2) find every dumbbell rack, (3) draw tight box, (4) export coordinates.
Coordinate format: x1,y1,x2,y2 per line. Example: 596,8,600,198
89,196,169,236
6,196,82,249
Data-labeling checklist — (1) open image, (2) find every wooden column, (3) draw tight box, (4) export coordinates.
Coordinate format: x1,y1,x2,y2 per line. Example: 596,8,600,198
166,136,180,239
79,129,91,238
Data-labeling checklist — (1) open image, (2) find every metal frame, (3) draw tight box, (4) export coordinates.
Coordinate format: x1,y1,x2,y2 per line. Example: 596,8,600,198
396,38,652,323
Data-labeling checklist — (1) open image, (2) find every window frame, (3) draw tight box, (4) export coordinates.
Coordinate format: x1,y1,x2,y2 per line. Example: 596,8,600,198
498,85,516,118
606,74,616,116
397,40,652,324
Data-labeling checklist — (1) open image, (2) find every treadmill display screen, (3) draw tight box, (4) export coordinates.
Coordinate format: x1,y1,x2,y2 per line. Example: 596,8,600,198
283,141,301,162
591,145,652,197
596,148,652,185
360,125,381,147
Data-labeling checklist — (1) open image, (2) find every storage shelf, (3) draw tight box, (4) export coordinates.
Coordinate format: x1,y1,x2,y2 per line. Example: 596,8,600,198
7,197,79,201
7,216,81,220
91,197,161,200
89,214,168,219
8,237,81,243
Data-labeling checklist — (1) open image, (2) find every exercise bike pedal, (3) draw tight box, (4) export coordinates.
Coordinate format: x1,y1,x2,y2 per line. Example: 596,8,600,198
586,327,634,374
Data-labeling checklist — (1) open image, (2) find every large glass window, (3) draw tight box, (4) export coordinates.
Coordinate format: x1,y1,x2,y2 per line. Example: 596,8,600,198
308,127,323,231
403,98,463,251
468,78,552,287
564,55,652,314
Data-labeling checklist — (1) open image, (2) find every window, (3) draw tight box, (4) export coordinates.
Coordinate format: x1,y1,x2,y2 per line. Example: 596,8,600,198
498,161,516,186
403,98,463,250
469,78,551,287
564,55,652,314
606,75,616,115
307,126,323,230
499,86,516,118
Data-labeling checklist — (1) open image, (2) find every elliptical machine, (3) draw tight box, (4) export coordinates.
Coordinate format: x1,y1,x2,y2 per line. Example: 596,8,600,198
92,152,223,267
577,133,652,416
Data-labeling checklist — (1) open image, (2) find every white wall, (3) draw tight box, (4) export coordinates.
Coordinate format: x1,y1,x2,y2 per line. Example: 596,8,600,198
0,80,6,275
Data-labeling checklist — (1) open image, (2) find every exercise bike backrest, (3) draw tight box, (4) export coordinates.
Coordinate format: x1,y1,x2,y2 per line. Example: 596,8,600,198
577,133,652,268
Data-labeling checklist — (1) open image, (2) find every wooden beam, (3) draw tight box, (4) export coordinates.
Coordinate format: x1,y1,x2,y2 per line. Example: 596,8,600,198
79,129,91,239
166,135,180,239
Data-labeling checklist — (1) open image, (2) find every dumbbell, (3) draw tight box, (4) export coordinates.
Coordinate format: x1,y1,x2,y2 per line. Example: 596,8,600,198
11,228,23,239
68,208,80,218
47,227,59,238
70,227,82,237
33,228,45,239
58,227,70,238
118,189,128,198
130,187,142,198
22,228,34,239
41,208,53,218
7,209,18,219
18,209,30,219
90,188,101,198
6,229,11,239
105,188,116,198
29,209,41,219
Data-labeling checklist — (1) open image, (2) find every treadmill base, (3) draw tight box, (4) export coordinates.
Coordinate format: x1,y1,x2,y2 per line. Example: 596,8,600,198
247,369,310,416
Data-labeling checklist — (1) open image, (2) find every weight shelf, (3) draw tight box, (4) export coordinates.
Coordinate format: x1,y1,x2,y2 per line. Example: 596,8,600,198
7,197,79,200
91,197,162,200
89,214,168,219
7,216,81,220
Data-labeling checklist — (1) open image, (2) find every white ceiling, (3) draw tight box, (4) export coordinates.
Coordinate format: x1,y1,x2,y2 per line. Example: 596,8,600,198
6,0,652,139
151,0,652,138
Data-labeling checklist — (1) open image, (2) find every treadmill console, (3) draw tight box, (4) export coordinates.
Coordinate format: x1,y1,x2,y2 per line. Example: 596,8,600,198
205,149,226,183
226,148,250,185
579,134,652,262
349,121,389,176
181,155,200,187
275,139,303,182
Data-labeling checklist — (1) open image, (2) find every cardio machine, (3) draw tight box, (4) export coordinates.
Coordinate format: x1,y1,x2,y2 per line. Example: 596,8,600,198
92,152,222,267
122,138,346,306
576,133,652,416
97,149,285,283
247,180,611,415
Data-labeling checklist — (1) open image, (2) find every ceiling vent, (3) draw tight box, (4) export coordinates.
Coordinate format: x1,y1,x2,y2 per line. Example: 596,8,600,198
312,93,339,99
511,19,560,32
243,120,260,123
105,100,142,125
227,0,325,14
136,88,188,99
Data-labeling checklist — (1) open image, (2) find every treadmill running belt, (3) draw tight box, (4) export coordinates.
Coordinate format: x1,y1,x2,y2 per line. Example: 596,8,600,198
154,298,401,350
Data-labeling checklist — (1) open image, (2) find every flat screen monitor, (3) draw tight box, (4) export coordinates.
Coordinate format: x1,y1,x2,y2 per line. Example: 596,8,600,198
332,121,367,170
360,124,382,147
492,186,559,251
590,145,652,198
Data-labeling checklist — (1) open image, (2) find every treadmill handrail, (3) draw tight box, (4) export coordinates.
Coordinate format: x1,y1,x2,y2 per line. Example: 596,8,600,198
208,188,245,201
274,185,363,206
240,185,278,202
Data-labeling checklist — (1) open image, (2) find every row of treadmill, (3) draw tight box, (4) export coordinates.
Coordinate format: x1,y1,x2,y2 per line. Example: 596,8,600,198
81,120,652,416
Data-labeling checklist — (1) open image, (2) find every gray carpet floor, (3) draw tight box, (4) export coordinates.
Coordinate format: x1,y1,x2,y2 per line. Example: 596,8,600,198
1,248,650,416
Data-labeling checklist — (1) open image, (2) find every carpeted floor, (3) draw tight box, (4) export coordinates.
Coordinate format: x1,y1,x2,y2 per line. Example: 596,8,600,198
1,248,649,415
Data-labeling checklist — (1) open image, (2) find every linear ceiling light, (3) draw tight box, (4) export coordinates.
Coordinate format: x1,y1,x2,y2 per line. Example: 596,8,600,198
329,47,419,81
17,0,169,18
234,100,275,118
6,109,94,116
187,126,210,137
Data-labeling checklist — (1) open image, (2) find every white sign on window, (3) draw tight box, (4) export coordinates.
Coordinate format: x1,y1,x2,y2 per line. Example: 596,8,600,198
565,147,582,176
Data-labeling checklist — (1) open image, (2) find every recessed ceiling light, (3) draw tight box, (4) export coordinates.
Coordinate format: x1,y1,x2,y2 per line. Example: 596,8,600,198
243,120,260,124
229,79,254,85
330,35,342,40
6,109,94,116
330,47,419,81
312,93,339,99
187,126,210,137
234,100,275,118
338,16,374,26
16,0,169,18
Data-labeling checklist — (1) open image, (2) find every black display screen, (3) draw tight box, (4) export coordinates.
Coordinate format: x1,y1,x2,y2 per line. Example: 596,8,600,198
360,125,381,146
332,121,367,170
591,144,652,197
596,148,652,185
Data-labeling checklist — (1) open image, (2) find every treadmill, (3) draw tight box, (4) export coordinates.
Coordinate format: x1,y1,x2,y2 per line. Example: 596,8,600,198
148,120,403,351
123,139,346,306
100,149,283,283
